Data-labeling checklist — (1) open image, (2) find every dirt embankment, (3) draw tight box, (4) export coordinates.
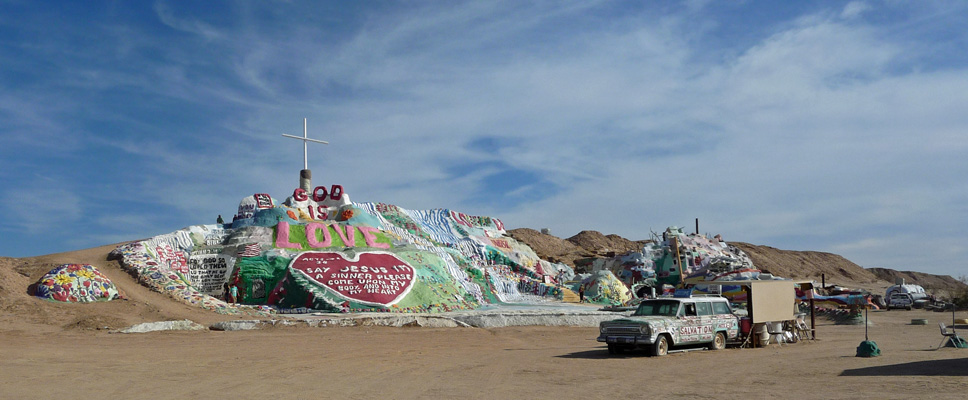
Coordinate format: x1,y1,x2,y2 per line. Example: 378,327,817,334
729,242,883,287
0,243,252,333
508,228,651,266
868,267,966,297
731,243,968,296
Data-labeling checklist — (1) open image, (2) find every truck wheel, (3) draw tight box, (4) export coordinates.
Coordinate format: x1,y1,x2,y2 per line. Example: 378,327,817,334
906,306,912,311
651,335,669,357
708,332,726,350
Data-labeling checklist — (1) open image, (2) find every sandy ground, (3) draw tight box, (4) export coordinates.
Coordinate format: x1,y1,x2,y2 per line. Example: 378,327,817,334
2,246,967,399
0,310,966,399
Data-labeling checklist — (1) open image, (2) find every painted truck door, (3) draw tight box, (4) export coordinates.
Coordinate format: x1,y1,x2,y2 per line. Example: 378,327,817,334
696,301,716,343
711,301,739,339
678,301,703,343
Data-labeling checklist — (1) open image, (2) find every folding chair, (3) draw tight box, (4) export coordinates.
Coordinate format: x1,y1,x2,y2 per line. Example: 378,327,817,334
766,322,785,346
794,313,813,341
938,322,957,349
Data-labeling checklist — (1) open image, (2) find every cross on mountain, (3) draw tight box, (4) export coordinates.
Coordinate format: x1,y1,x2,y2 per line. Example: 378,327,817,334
281,118,329,170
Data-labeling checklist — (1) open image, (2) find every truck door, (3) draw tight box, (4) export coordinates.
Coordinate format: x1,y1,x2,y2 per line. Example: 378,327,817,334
696,301,715,342
678,301,703,343
711,301,739,338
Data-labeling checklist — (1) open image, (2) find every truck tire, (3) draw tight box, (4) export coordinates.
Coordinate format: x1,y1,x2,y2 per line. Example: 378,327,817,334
708,332,726,350
650,335,669,357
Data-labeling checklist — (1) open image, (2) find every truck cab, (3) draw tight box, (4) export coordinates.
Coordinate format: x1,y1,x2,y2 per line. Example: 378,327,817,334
597,295,739,356
887,292,913,310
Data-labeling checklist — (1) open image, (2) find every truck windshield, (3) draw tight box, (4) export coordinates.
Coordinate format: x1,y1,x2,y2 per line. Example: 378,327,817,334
633,300,680,317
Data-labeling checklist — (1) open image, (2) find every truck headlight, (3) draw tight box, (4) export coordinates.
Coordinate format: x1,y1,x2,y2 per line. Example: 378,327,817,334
640,325,650,335
600,325,607,334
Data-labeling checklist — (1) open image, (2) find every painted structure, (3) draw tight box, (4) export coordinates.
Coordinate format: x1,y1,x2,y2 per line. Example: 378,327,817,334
577,226,765,300
112,185,579,314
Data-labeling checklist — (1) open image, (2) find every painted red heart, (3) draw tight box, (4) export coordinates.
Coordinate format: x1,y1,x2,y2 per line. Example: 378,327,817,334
290,251,416,306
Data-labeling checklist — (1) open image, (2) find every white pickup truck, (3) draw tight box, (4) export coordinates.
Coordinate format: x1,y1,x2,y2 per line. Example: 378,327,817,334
886,292,913,310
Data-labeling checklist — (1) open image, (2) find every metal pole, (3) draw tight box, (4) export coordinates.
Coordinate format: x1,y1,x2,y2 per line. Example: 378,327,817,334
810,297,816,339
303,118,309,170
865,307,869,341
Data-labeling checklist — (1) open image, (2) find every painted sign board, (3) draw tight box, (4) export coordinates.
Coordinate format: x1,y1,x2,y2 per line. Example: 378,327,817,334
289,251,415,306
187,254,234,297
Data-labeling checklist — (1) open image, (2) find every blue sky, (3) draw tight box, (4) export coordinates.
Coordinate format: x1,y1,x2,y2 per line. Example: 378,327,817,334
2,1,967,278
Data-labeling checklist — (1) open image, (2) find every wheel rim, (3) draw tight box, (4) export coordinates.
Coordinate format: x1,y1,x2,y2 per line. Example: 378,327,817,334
714,333,725,349
658,337,668,355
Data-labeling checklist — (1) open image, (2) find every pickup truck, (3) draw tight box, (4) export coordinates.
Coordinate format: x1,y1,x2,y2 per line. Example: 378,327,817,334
597,295,740,356
886,292,913,310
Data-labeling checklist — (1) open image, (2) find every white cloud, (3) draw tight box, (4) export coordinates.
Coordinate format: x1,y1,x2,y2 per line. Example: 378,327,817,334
840,2,871,20
153,1,224,41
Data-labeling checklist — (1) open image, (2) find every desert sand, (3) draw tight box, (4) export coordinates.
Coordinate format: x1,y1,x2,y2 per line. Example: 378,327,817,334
2,246,967,399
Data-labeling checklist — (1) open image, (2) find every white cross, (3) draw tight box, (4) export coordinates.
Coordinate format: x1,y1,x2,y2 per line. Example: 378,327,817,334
281,118,329,170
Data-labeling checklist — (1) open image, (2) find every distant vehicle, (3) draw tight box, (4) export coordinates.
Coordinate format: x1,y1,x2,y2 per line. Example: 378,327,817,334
927,301,952,312
885,284,927,301
597,295,739,356
886,292,913,310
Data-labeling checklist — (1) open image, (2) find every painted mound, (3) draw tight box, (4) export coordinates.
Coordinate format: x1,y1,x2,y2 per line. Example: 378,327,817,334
111,188,580,314
578,270,632,304
34,264,122,303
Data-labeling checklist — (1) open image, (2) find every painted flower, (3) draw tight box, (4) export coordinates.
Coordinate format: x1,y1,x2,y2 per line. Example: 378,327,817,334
54,274,73,285
52,291,68,302
66,264,83,272
339,209,354,221
75,269,95,279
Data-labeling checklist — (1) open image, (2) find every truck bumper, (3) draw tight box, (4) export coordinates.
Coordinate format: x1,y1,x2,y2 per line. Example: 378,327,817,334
597,335,653,345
